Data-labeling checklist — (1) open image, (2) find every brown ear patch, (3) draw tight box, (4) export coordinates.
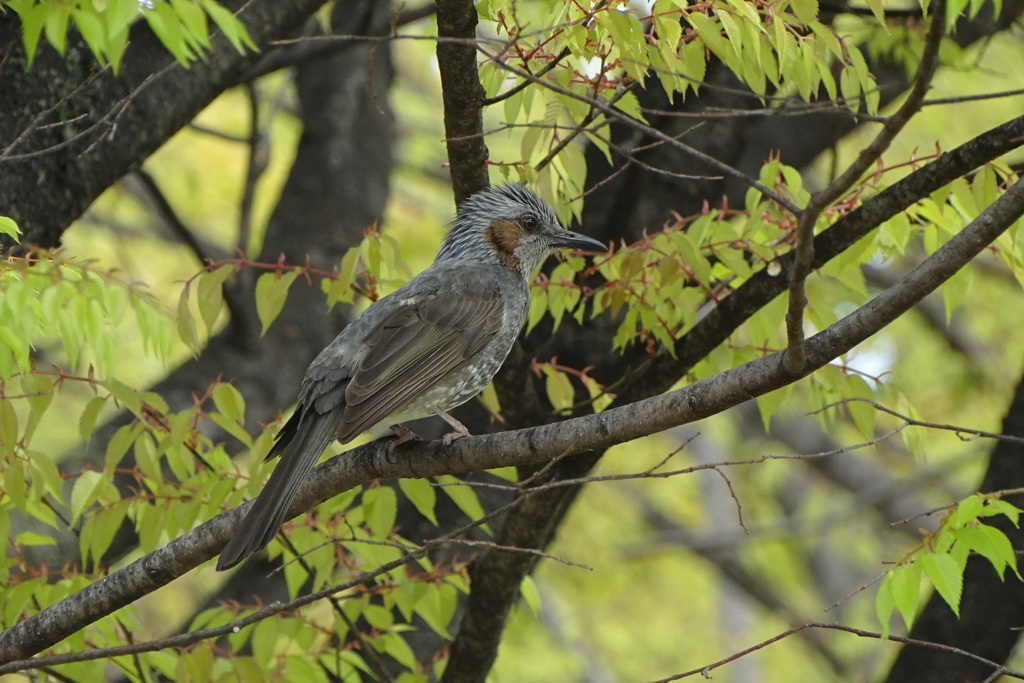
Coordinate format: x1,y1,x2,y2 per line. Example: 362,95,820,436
486,219,523,270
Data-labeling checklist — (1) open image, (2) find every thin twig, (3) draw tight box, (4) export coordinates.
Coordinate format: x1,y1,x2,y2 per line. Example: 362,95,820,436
650,622,1024,681
482,46,571,107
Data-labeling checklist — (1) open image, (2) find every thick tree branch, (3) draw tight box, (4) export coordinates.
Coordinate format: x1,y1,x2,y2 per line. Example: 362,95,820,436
4,168,1023,667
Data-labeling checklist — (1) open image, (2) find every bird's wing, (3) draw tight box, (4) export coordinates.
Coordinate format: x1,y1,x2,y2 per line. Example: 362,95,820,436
334,284,505,442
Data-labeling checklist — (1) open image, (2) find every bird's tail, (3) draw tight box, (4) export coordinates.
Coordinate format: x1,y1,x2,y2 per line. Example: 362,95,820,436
216,410,338,570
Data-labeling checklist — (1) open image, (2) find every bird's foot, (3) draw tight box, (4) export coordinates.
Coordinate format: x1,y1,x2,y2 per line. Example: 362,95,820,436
387,424,422,452
434,406,471,446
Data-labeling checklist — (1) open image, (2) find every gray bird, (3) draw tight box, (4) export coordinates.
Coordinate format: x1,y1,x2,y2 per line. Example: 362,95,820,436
217,184,604,570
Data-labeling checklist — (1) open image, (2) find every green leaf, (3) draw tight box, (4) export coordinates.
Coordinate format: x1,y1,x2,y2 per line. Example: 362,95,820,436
890,561,922,629
79,396,107,443
197,265,233,334
16,2,50,67
947,494,984,529
72,9,107,64
0,217,21,242
981,499,1022,526
15,531,56,546
864,0,887,24
920,552,963,616
212,382,246,425
363,486,397,539
200,0,258,53
543,365,575,414
958,524,1018,579
437,475,489,534
4,460,27,510
254,270,299,336
789,0,819,24
520,575,542,616
105,423,140,472
687,12,733,66
43,3,71,55
134,432,162,484
415,583,457,638
30,450,64,500
144,3,194,66
250,618,278,667
209,412,254,447
0,398,18,453
104,378,143,416
70,470,107,522
176,285,201,352
398,477,438,526
847,397,876,440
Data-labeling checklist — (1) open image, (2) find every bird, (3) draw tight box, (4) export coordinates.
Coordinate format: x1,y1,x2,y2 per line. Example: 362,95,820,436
216,183,605,570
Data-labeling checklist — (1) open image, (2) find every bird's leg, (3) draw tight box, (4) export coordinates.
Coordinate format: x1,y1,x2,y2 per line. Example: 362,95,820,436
434,406,471,446
387,424,422,451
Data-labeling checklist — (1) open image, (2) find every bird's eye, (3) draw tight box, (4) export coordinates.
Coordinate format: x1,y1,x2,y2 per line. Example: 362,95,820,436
521,215,539,231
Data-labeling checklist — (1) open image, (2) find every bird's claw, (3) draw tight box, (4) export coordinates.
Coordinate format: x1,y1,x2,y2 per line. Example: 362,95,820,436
441,427,469,446
434,406,471,446
387,424,422,453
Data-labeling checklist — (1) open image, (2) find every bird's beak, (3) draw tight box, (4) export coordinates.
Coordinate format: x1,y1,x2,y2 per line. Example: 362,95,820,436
549,230,605,253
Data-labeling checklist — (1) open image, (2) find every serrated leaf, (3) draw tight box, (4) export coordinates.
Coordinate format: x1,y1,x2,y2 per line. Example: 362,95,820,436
176,285,201,351
43,4,71,55
200,0,257,53
4,461,27,510
70,470,106,522
79,396,107,442
790,0,818,23
0,217,21,242
398,477,438,526
847,399,875,439
981,499,1022,526
208,412,254,447
947,494,984,529
212,382,246,425
105,423,139,472
890,562,922,629
363,486,397,539
920,552,963,615
197,265,232,334
543,365,575,413
0,398,18,452
134,432,162,483
437,475,489,534
15,531,56,546
255,270,299,336
30,450,64,500
105,378,142,416
520,575,542,616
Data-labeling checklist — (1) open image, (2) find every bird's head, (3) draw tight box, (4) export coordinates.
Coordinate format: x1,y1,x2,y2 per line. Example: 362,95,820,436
436,184,605,276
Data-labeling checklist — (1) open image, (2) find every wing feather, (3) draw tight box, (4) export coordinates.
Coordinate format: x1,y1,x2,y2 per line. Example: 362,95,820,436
336,287,504,442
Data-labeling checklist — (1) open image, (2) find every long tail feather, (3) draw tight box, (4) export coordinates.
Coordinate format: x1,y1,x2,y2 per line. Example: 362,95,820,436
216,411,338,570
